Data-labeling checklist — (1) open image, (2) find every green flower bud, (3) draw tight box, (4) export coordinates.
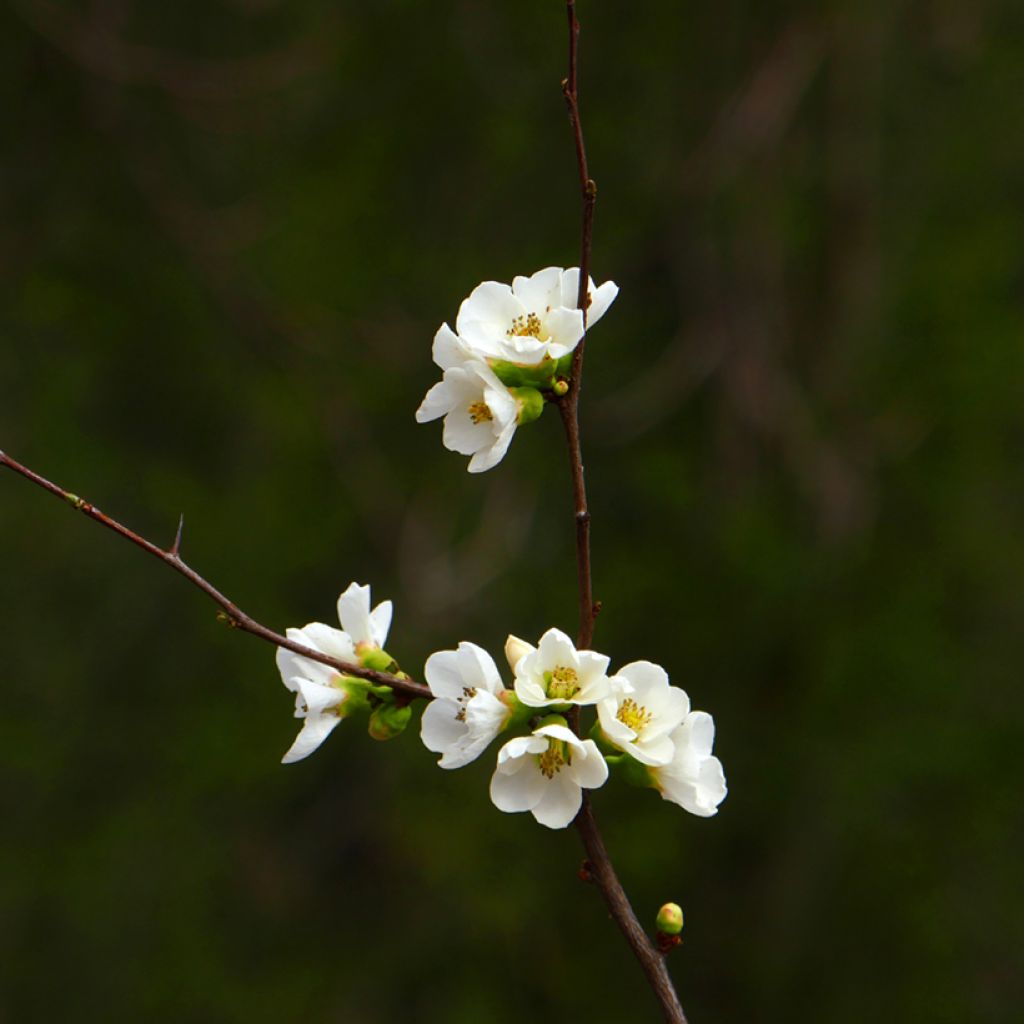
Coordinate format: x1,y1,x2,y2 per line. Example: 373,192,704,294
552,379,570,397
511,386,545,425
656,903,684,936
611,752,655,789
368,702,412,741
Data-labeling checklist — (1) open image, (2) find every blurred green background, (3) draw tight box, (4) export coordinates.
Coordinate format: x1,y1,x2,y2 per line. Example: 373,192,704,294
2,0,1022,1020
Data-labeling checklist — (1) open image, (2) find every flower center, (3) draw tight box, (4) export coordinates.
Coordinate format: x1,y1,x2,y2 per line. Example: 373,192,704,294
454,686,477,723
538,738,568,778
507,312,546,340
616,697,653,734
468,401,493,424
545,665,580,700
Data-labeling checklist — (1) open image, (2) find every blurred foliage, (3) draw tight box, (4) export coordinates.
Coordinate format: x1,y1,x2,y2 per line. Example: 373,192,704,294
1,0,1023,1021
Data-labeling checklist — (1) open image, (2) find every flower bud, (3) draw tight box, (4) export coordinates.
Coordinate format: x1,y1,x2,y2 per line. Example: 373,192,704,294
552,379,569,397
656,902,684,936
368,703,412,741
504,634,533,673
357,644,397,673
511,386,545,425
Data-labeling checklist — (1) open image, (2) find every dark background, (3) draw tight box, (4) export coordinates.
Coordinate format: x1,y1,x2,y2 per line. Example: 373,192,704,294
1,1,1022,1021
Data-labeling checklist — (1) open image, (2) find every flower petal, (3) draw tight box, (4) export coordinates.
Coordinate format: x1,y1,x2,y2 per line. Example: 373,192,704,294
490,758,545,812
511,266,563,313
336,583,374,646
530,771,582,829
570,739,610,789
432,323,468,371
424,649,467,700
281,713,341,764
420,698,465,756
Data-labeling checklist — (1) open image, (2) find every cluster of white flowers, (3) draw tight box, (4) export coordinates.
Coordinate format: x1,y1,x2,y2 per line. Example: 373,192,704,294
416,267,618,472
273,268,727,834
421,626,727,829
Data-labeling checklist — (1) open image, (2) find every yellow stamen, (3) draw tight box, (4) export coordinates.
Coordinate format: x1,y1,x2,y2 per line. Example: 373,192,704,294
468,401,493,424
617,698,653,734
547,665,580,700
507,312,545,339
538,741,566,779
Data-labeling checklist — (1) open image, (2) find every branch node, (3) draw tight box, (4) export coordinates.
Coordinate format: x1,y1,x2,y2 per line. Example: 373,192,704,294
578,859,595,883
656,932,683,955
216,611,240,629
585,178,597,198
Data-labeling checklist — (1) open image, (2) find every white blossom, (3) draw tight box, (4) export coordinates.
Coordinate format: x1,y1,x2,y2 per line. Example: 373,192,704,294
420,642,512,769
597,661,691,766
456,266,618,366
649,712,727,817
275,582,392,764
512,627,610,708
490,722,608,829
415,359,519,473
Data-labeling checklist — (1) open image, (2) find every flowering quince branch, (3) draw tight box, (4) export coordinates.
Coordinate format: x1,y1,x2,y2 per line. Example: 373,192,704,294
0,4,727,1022
0,450,432,720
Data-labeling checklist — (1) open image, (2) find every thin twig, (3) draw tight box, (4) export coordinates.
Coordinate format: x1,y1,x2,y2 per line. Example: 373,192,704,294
0,450,431,703
556,5,689,1023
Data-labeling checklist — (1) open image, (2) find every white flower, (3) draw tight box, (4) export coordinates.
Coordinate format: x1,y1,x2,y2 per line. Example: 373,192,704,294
597,661,691,766
512,627,610,708
275,582,393,764
415,359,519,473
420,642,512,769
456,266,619,366
650,712,727,817
490,722,609,829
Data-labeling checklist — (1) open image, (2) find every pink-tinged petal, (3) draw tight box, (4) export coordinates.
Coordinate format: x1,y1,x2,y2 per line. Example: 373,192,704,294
530,772,582,829
490,759,545,811
424,649,466,700
570,739,610,789
337,583,373,646
416,380,456,423
281,713,341,764
511,266,563,313
420,698,465,755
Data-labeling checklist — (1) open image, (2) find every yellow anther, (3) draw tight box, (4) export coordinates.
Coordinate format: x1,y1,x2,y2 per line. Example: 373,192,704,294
468,401,493,424
507,312,545,339
547,665,580,700
617,698,653,733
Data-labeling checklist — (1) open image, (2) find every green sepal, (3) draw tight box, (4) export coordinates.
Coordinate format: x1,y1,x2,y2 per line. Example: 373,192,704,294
368,702,412,741
499,691,534,732
538,713,569,731
554,352,575,377
611,752,655,789
511,387,544,425
488,358,558,390
359,646,399,674
337,677,375,717
588,722,622,758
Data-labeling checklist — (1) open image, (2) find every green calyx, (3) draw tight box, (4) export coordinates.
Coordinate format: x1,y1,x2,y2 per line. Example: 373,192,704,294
511,387,544,425
368,702,412,741
488,358,558,390
611,752,654,789
358,645,400,674
499,690,533,731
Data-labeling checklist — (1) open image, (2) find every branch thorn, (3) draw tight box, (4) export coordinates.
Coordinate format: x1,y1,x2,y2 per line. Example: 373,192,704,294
170,514,185,557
